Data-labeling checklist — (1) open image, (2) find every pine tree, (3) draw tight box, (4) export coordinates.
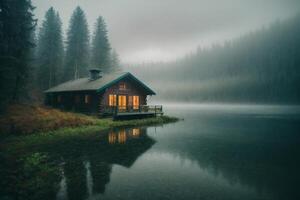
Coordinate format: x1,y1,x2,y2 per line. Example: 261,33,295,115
91,16,111,73
0,0,36,109
36,7,64,90
63,6,89,81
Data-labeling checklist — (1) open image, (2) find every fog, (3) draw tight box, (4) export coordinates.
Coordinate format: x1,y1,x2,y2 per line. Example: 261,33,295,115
32,0,300,63
125,13,300,103
5,0,300,104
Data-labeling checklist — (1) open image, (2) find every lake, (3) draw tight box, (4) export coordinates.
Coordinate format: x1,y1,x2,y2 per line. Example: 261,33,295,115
2,104,300,200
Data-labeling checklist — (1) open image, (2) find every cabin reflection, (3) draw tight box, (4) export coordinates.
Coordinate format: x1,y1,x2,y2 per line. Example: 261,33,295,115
108,128,141,144
55,127,155,200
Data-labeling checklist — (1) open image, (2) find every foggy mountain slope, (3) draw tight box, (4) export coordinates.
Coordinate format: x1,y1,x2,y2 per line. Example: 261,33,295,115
125,14,300,104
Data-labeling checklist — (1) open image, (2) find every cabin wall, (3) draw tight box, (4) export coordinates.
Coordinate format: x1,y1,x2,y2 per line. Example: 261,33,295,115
46,91,100,115
45,77,151,116
100,78,147,110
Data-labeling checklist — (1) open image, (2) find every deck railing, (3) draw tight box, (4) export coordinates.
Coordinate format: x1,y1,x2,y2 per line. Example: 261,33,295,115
100,105,163,115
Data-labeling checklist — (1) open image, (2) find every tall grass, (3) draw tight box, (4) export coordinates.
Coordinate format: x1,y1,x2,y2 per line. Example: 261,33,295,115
0,104,96,135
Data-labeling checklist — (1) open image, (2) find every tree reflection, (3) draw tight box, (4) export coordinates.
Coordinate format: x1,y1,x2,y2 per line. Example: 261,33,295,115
55,127,155,200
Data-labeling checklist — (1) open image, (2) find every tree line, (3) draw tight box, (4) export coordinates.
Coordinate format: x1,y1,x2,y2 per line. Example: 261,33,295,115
37,6,121,90
0,0,36,110
0,1,120,111
127,14,300,104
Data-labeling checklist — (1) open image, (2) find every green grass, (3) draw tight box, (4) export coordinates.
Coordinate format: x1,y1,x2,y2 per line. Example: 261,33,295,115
0,105,179,153
0,104,179,136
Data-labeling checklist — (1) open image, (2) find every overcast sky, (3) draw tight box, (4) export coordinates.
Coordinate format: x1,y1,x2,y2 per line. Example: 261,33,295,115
32,0,300,64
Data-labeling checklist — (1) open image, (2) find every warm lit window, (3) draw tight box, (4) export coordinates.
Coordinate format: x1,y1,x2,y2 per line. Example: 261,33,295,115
133,96,139,109
118,95,127,110
119,83,126,90
85,95,91,104
109,94,117,106
57,95,62,103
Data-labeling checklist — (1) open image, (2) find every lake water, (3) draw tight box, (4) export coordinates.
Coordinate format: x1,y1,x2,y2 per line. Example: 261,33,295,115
2,104,300,200
54,104,300,200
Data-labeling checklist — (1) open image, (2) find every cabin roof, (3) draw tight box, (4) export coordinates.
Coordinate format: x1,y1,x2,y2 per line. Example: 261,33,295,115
44,72,156,95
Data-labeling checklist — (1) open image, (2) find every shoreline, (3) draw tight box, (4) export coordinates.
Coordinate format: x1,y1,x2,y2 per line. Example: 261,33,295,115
2,115,179,152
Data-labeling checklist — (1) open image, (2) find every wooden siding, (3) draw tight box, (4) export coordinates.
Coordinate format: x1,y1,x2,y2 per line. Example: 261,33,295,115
45,77,150,116
45,91,100,115
99,77,148,114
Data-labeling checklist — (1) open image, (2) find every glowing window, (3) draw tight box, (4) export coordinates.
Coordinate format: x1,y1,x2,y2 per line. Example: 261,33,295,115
109,95,117,106
118,95,127,110
133,96,139,109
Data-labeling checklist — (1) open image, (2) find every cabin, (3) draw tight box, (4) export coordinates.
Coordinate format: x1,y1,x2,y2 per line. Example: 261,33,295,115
44,69,162,119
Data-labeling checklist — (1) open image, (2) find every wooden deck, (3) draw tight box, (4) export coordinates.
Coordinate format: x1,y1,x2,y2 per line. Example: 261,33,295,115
100,105,163,120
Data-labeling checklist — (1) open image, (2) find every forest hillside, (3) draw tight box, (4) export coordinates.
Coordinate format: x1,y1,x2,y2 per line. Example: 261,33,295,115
126,14,300,104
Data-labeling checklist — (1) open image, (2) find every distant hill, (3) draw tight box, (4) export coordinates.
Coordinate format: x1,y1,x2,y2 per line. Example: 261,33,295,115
126,14,300,104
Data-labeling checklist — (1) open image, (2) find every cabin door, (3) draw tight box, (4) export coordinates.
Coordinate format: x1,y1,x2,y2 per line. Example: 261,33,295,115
118,95,127,111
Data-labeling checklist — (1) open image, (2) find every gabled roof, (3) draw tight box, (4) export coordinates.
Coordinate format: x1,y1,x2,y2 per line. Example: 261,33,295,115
44,72,156,95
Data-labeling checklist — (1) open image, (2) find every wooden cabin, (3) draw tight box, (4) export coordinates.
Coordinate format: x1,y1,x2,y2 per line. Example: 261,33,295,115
44,69,162,118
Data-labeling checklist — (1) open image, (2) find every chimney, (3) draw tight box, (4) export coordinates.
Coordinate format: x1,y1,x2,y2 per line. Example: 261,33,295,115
89,68,102,80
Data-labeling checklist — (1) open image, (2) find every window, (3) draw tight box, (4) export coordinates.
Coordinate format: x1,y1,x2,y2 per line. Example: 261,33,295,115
85,95,91,104
133,96,139,109
57,95,62,103
109,94,117,106
118,95,127,110
119,82,126,90
75,95,80,103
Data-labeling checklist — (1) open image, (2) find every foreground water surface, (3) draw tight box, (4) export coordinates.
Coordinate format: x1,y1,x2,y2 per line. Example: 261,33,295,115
2,104,300,200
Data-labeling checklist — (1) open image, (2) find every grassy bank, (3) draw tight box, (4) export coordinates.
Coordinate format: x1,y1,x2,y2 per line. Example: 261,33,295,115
0,104,179,136
0,105,179,199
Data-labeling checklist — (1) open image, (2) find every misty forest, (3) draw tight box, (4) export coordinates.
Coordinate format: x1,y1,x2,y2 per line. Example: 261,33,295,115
0,3,121,110
1,1,300,110
1,1,300,200
127,15,300,103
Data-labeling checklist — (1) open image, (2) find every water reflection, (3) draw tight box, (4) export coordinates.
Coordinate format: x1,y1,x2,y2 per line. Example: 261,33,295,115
149,106,300,200
3,105,299,200
108,128,141,144
56,167,68,200
54,127,155,200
